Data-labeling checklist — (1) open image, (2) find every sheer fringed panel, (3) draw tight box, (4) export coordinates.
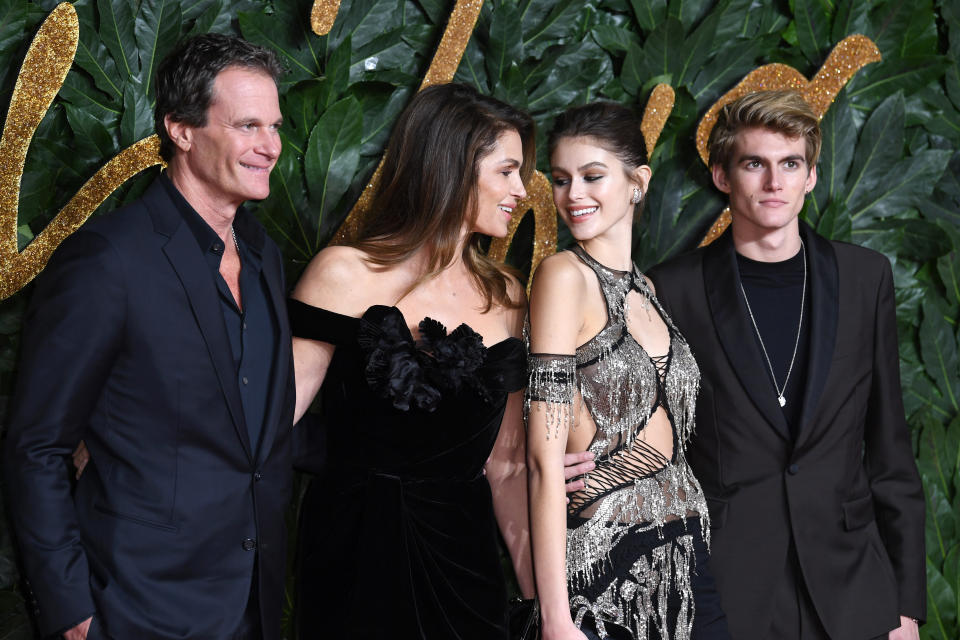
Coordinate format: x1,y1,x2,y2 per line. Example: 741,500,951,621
526,353,579,439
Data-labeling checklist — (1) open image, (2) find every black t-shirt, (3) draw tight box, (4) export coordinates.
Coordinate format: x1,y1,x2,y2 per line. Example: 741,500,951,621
737,246,811,435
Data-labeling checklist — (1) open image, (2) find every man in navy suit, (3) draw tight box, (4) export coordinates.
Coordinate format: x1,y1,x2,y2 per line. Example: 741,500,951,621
4,34,295,640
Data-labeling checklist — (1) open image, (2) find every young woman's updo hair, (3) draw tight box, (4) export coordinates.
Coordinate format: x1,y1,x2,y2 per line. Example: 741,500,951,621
548,102,648,213
354,83,535,310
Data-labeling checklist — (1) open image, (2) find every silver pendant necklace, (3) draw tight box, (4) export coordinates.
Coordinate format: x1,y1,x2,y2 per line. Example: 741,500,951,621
739,240,806,408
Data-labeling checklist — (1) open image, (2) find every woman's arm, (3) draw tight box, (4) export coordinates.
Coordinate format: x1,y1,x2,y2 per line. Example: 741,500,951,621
526,255,588,640
291,337,334,423
486,389,534,597
290,246,372,423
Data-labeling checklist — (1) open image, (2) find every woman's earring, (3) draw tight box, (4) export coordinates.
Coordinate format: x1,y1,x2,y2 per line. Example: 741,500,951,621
631,187,643,204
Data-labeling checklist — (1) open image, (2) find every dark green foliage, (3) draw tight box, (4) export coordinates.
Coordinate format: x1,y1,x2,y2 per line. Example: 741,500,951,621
0,0,958,637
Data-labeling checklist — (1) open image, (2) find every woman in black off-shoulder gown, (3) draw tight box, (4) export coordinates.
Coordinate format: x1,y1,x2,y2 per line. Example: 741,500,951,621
289,84,536,639
290,303,526,637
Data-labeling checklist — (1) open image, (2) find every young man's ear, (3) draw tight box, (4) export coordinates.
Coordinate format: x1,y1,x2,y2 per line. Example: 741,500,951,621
164,115,193,153
711,163,732,194
804,164,818,194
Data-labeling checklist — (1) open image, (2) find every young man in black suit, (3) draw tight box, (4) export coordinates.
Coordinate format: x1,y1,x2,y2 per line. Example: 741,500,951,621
646,90,925,639
4,35,295,640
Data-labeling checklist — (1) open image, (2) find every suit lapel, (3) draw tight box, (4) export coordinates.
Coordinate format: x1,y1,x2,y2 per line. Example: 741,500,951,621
254,245,290,464
703,232,791,440
147,183,253,462
795,223,839,445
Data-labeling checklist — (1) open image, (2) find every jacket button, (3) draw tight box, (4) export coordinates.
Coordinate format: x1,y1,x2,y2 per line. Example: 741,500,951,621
253,471,262,482
242,538,257,551
787,463,800,475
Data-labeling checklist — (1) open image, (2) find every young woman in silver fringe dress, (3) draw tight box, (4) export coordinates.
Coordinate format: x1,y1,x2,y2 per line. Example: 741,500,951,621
526,103,729,640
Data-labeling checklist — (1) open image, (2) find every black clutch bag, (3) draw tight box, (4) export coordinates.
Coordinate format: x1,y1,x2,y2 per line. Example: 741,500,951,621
508,598,540,640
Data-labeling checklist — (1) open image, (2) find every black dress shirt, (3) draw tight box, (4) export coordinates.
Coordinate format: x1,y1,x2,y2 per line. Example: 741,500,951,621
161,173,278,452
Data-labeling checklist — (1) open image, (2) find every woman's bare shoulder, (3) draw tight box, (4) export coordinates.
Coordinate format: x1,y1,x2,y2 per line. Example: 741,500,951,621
529,251,588,302
291,246,381,315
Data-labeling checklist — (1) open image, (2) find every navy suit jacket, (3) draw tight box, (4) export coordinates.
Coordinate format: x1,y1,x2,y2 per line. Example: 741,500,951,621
4,178,295,639
648,223,925,639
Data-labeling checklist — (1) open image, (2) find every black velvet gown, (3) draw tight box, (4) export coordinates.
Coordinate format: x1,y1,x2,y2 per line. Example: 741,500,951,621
290,301,526,639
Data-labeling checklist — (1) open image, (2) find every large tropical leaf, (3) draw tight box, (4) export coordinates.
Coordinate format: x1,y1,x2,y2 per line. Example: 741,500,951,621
831,0,869,43
667,0,712,30
927,554,959,636
239,0,322,85
636,17,684,82
356,83,411,155
74,13,125,101
453,34,491,93
591,23,635,55
486,1,523,85
348,27,418,83
868,0,938,59
690,33,779,108
303,96,363,242
0,0,32,91
792,0,829,66
919,298,960,416
673,7,718,88
713,0,788,44
847,56,950,112
120,77,154,146
329,0,401,53
526,40,612,113
936,225,960,310
630,0,667,31
97,0,138,82
134,0,181,94
522,0,585,58
64,102,120,160
848,149,951,226
843,92,905,213
808,94,856,224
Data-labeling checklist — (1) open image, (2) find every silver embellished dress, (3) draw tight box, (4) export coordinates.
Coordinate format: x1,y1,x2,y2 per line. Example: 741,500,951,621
527,246,710,640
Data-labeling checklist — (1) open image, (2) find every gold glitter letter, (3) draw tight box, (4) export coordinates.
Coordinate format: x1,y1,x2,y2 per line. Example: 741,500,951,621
0,3,164,299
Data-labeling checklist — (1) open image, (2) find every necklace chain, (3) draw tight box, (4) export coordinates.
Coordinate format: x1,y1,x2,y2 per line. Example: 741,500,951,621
739,240,806,408
229,225,240,253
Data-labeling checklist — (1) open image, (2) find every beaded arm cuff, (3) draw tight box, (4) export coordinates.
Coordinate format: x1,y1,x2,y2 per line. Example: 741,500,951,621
525,353,577,439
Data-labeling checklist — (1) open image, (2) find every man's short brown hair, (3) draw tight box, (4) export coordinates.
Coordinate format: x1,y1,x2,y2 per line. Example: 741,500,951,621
708,90,821,171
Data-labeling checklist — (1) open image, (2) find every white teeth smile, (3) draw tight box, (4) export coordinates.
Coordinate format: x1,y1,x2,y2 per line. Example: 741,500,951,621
499,205,513,213
570,207,597,217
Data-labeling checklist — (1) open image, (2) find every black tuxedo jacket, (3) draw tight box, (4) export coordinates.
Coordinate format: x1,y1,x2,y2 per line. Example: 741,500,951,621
4,178,295,639
648,224,925,639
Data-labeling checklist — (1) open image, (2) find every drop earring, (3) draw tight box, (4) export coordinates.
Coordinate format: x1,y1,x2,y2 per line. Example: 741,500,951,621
631,187,642,204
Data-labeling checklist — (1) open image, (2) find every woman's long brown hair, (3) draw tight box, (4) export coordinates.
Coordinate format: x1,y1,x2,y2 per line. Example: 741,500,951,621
352,83,535,311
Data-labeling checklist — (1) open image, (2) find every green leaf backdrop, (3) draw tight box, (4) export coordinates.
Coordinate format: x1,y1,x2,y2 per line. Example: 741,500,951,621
0,0,958,637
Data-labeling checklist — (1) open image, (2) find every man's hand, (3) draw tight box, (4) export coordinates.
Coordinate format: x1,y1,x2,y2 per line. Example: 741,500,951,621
563,451,595,494
888,615,919,640
72,441,90,479
64,616,91,640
